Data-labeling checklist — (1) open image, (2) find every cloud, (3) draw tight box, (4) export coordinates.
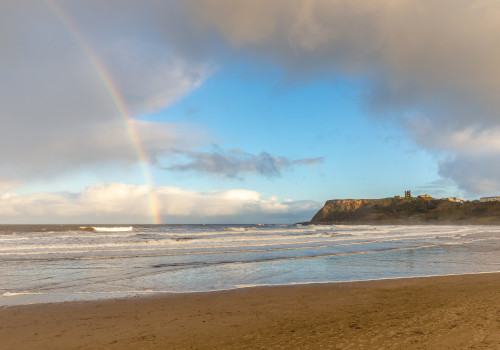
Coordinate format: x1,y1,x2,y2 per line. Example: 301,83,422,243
185,0,500,110
438,154,500,196
0,0,324,187
5,0,500,196
410,121,500,157
0,0,210,185
0,183,321,224
418,127,500,196
178,0,500,195
0,118,207,183
408,121,500,196
165,146,323,177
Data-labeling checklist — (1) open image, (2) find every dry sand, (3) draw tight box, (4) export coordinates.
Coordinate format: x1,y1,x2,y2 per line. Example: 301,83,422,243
1,273,500,349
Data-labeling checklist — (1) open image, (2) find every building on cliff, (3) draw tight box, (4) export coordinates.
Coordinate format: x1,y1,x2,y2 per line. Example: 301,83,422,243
479,196,500,202
442,197,464,203
418,194,433,199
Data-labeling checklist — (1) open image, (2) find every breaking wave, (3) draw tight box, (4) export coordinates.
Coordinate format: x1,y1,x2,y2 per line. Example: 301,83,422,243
80,226,134,232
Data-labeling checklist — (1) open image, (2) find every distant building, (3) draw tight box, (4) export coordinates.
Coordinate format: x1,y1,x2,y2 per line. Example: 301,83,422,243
479,196,500,203
442,197,464,203
404,190,411,198
418,194,432,199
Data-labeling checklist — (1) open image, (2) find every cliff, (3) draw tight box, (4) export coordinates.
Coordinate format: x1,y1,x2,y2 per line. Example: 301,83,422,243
309,197,500,224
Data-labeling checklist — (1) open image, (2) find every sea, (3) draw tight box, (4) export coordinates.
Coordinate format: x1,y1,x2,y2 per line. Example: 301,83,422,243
1,224,500,306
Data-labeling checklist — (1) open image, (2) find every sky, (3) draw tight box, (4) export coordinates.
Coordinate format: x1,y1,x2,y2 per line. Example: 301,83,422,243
2,0,500,224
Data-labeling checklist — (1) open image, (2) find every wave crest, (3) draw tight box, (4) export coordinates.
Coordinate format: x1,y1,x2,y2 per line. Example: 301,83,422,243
90,226,134,232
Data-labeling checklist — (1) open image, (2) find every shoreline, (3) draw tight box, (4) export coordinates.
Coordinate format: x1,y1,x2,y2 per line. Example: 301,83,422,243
4,270,500,307
2,273,500,349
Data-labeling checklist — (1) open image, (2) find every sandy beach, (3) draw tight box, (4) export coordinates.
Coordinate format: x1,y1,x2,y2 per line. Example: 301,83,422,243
1,273,500,350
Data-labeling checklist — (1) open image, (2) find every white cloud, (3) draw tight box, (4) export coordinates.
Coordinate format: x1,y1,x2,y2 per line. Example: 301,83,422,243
0,181,21,194
0,183,321,224
408,118,500,155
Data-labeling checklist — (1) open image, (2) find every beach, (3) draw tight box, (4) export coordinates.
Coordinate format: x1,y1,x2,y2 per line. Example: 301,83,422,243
2,273,500,349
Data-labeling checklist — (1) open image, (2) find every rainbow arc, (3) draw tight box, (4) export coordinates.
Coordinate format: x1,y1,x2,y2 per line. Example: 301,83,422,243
46,0,162,224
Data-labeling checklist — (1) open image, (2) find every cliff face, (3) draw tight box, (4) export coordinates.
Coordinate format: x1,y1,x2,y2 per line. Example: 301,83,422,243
310,199,386,223
309,197,500,224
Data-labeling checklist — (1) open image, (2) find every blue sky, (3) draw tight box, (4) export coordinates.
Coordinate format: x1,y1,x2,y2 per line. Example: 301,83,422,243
148,64,442,200
1,0,499,223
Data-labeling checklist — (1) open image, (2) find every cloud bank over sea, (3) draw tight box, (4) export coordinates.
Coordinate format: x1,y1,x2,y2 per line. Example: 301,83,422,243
0,183,319,224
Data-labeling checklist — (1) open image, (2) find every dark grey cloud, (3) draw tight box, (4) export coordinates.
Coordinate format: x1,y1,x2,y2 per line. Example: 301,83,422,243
165,147,323,178
176,0,500,196
184,0,500,113
0,0,209,187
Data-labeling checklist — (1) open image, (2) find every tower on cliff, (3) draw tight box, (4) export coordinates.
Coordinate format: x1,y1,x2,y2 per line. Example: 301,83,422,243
405,190,412,198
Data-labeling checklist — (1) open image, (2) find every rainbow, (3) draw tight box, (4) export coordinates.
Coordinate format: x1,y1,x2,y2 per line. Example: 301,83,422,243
45,0,162,224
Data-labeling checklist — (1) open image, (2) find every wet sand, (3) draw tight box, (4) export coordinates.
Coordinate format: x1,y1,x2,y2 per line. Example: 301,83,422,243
1,273,500,349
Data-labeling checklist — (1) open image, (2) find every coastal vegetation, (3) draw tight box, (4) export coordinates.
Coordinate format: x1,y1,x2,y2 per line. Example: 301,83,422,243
310,196,500,224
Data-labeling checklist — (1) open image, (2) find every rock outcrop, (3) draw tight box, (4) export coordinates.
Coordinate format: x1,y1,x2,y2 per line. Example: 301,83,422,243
309,197,500,224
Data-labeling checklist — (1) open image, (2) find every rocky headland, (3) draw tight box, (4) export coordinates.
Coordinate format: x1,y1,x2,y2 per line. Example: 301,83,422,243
309,196,500,224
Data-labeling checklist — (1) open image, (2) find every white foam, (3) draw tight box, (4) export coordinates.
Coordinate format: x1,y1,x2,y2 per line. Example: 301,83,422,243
2,292,43,297
92,226,133,232
1,224,498,257
223,227,248,232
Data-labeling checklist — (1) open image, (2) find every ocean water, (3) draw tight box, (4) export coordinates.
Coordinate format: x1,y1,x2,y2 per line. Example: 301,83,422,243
1,224,499,306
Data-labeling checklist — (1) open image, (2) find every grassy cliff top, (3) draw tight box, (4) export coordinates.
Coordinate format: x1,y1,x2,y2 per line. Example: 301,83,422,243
309,197,500,224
